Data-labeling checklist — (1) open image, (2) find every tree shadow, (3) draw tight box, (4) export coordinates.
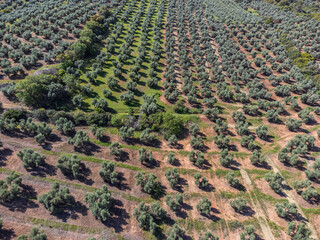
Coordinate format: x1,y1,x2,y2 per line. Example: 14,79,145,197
30,162,57,177
114,150,130,162
74,142,101,156
0,148,13,165
103,198,129,233
152,184,166,200
241,206,255,217
77,163,94,186
55,200,88,222
200,182,215,192
0,228,15,240
108,172,130,191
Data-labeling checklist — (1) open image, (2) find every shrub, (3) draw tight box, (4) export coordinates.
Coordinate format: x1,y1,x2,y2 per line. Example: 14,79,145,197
298,109,314,124
168,134,178,146
265,172,284,193
133,202,166,234
286,118,302,131
287,222,312,240
275,202,298,219
194,172,208,189
256,125,268,140
167,224,185,240
57,155,81,178
214,134,230,149
140,128,156,143
226,172,239,188
301,186,319,202
99,162,118,184
0,172,22,202
197,197,211,215
109,142,122,156
38,182,75,213
16,228,47,240
199,231,219,240
190,136,204,149
165,168,180,189
84,185,113,221
219,149,234,168
167,152,176,165
230,197,247,213
189,150,205,168
135,172,159,195
119,126,134,141
68,130,90,147
250,150,266,166
240,225,256,240
138,148,154,164
166,193,183,211
17,149,46,170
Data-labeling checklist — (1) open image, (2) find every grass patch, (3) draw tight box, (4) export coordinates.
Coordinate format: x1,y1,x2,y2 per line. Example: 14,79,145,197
215,169,241,178
228,220,243,231
30,217,103,234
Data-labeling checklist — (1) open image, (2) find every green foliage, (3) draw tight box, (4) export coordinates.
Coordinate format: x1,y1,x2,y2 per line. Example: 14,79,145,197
301,186,319,202
2,109,26,121
265,172,284,194
275,202,298,219
219,149,234,168
287,222,312,240
119,126,134,141
38,182,75,213
133,202,166,235
214,134,230,149
298,109,314,124
194,172,208,189
99,162,118,184
56,117,75,136
167,152,176,165
138,148,154,164
199,231,219,240
213,119,228,135
109,142,122,156
241,135,258,151
240,225,256,240
90,124,101,139
166,193,183,211
16,74,69,108
16,228,47,240
250,150,266,166
190,136,204,150
0,172,22,202
292,179,312,193
17,149,46,170
168,135,178,146
230,197,247,213
57,155,81,178
135,172,160,195
197,197,211,215
189,150,205,168
35,133,45,145
256,125,268,140
139,113,184,139
68,130,90,147
226,172,240,188
167,223,185,240
165,168,180,189
140,128,156,143
286,118,302,131
84,185,113,221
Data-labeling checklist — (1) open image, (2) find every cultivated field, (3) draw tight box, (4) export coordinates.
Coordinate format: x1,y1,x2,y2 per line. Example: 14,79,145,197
0,0,320,239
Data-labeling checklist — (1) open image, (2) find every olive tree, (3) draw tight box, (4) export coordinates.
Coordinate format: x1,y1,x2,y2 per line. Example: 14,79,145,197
84,185,113,221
